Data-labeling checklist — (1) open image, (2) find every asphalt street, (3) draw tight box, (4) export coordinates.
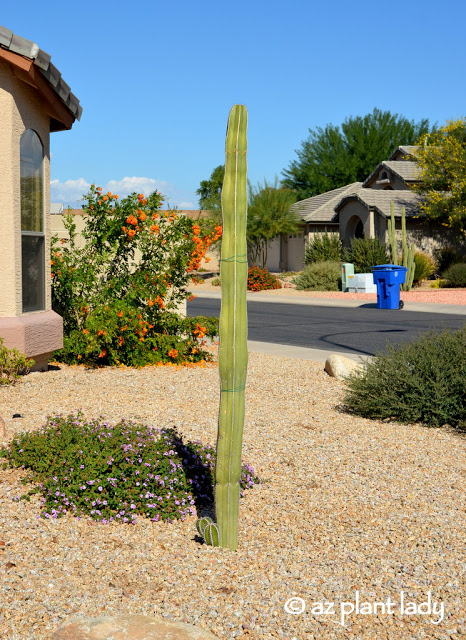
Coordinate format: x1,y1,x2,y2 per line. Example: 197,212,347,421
187,294,466,361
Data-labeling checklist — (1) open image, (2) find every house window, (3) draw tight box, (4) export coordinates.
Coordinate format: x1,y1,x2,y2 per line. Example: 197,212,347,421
21,129,45,312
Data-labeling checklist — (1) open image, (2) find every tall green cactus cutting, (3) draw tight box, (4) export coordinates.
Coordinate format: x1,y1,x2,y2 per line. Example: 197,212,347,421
196,105,248,551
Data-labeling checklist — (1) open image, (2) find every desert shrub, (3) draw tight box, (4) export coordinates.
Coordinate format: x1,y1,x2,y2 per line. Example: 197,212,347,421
344,326,466,429
51,186,222,366
0,414,260,523
433,245,465,274
413,251,437,284
211,277,221,286
247,267,282,291
304,232,342,265
443,263,466,287
343,237,389,273
0,338,34,385
294,261,341,291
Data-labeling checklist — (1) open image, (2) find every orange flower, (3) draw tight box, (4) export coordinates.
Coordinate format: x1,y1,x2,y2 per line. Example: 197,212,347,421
98,349,107,358
117,311,124,318
168,349,178,358
77,354,82,359
107,192,112,197
122,226,127,233
152,213,159,220
193,224,201,236
114,194,118,200
139,212,147,222
82,329,89,334
150,224,159,234
128,229,136,237
97,187,102,192
126,215,138,225
103,195,108,201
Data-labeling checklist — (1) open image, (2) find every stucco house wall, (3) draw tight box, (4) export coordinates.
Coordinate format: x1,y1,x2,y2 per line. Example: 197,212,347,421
0,61,51,316
0,26,81,370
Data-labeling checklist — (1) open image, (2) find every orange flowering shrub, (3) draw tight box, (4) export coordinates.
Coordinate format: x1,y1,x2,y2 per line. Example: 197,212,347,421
51,186,219,366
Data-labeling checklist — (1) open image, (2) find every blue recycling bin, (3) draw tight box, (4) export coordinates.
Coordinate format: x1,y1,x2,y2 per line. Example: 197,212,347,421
371,264,407,309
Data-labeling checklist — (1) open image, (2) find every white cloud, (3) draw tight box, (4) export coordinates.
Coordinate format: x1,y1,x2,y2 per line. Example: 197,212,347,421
50,177,91,204
50,176,198,210
106,177,171,198
176,201,195,209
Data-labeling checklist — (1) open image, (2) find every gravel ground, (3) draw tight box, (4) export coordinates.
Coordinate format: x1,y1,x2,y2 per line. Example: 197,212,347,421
0,352,464,640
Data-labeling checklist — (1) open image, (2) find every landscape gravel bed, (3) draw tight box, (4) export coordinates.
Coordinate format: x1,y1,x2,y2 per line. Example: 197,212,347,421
0,353,464,639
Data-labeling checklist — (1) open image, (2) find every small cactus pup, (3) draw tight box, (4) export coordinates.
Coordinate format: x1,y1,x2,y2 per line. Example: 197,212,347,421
196,105,248,550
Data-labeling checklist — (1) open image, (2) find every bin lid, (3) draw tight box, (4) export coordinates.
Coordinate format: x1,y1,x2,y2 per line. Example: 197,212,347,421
371,264,408,271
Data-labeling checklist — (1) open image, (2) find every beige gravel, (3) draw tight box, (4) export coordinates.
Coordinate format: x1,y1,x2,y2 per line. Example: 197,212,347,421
0,353,464,640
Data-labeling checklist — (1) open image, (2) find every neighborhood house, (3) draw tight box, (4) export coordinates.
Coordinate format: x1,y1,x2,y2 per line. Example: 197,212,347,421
267,146,457,272
0,25,81,369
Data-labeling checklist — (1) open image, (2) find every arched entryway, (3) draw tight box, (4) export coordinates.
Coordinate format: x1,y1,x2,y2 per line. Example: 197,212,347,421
344,214,365,246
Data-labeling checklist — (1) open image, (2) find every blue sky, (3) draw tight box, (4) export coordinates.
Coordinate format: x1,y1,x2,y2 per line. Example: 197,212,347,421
3,0,466,209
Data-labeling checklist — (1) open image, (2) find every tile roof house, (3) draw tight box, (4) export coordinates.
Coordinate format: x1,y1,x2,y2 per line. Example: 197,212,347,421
0,26,81,370
274,146,455,272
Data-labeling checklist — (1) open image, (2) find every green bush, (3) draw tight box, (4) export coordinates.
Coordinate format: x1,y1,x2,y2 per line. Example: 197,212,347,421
443,263,466,287
344,326,466,429
304,232,342,265
433,245,465,274
0,338,34,385
211,277,221,286
413,251,437,284
343,237,389,273
294,261,342,291
0,414,260,523
51,186,222,366
247,267,282,291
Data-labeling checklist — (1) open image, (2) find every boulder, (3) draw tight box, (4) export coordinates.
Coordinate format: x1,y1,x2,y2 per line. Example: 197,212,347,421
324,355,362,380
52,614,219,640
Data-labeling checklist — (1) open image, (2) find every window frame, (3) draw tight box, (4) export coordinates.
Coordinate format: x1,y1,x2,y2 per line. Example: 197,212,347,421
20,129,45,313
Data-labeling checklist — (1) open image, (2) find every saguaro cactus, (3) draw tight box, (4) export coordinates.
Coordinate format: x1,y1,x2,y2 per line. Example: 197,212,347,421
388,201,415,290
196,105,248,550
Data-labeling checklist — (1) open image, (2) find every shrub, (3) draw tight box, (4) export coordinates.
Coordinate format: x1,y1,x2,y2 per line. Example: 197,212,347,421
343,237,389,273
211,277,221,286
247,266,282,291
413,251,437,284
433,245,465,274
0,338,34,385
0,414,260,523
443,263,466,287
304,232,342,265
58,305,218,367
294,261,341,291
344,326,466,429
51,186,222,366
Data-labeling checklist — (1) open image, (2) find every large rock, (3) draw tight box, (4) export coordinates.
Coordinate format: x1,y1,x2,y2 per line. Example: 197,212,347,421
52,614,219,640
324,354,363,380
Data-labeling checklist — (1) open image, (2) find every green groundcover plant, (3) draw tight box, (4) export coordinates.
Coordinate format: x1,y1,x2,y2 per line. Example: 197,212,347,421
344,326,466,430
51,186,222,366
0,338,34,385
0,414,261,523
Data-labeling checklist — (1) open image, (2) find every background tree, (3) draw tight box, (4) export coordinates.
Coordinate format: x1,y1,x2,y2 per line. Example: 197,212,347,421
411,118,466,240
282,108,433,200
196,164,224,216
247,178,299,267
